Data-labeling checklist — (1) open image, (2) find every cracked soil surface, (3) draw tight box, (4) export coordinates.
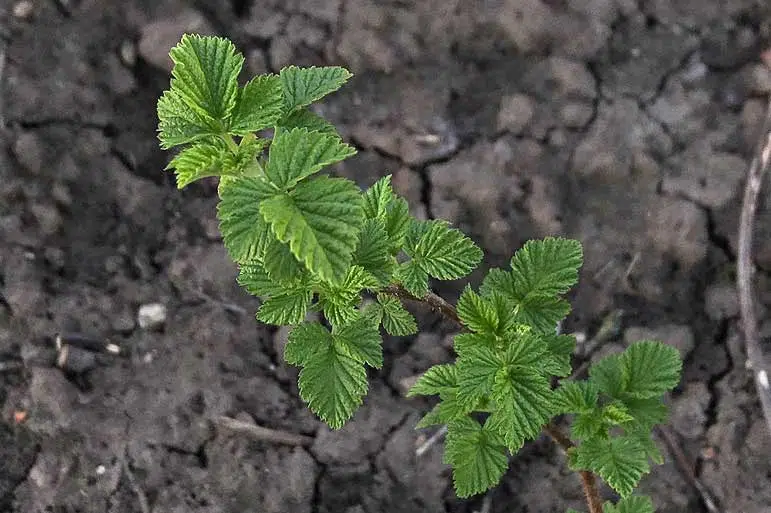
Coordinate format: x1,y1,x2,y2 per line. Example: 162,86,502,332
2,1,771,512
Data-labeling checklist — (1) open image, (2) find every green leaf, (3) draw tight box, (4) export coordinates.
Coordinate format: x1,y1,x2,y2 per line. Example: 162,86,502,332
334,314,383,368
376,294,417,336
237,260,286,297
452,332,496,357
396,261,429,298
602,402,635,425
266,127,356,190
285,322,332,366
257,289,313,325
622,397,668,431
621,341,682,399
166,141,226,188
407,364,458,397
571,409,607,440
316,266,377,326
217,176,280,262
168,34,243,123
542,333,576,377
513,294,571,334
456,287,500,335
230,74,284,134
353,219,395,284
224,134,269,175
589,353,626,399
508,237,583,298
263,237,306,284
501,329,549,369
487,366,554,450
444,417,509,498
384,196,411,252
157,90,219,149
554,381,599,414
456,345,502,411
280,65,353,112
604,496,655,513
405,219,483,281
298,341,368,429
278,108,338,135
415,392,467,428
572,436,651,498
259,176,364,284
363,175,394,219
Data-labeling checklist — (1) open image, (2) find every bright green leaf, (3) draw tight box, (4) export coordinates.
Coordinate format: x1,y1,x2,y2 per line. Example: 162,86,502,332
263,237,306,284
260,175,364,284
376,294,417,336
285,321,333,366
513,294,571,334
237,260,286,297
353,219,395,284
621,341,682,399
316,265,377,326
217,176,280,262
572,436,651,498
157,90,219,149
266,127,356,190
335,315,383,368
456,287,500,335
280,65,353,112
444,417,509,498
554,381,599,414
168,34,243,123
384,196,411,252
405,219,483,281
278,108,338,135
604,496,655,513
456,345,502,411
407,364,458,397
362,175,394,219
542,333,576,377
508,237,583,298
396,261,429,298
166,141,226,188
589,353,626,399
257,289,313,325
229,74,284,134
622,397,668,431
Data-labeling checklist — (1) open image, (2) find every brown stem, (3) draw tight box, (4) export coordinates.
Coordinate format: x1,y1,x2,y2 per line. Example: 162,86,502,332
385,283,604,513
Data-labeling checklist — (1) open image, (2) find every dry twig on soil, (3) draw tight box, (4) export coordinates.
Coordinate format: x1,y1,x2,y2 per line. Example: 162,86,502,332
736,94,771,438
213,416,314,447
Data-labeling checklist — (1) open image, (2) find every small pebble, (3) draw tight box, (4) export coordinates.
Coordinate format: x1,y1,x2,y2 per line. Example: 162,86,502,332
119,40,137,67
12,1,34,20
137,303,167,329
95,465,106,475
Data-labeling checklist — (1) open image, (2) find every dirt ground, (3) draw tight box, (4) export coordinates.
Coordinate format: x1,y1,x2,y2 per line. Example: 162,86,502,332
2,0,771,512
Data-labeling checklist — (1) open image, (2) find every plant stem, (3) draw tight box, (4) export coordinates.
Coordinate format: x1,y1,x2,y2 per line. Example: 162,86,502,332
385,283,604,513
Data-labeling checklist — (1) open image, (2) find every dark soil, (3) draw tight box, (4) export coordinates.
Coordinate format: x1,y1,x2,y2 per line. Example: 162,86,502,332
2,1,771,512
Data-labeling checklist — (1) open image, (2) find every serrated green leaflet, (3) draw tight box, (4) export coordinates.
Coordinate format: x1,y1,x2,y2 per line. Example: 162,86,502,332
603,496,654,513
589,353,626,399
621,397,668,430
415,392,467,428
278,108,337,135
229,74,283,135
168,34,243,124
237,260,286,297
384,196,410,252
621,341,682,399
285,322,332,366
396,260,429,297
353,219,395,284
444,417,509,498
456,346,501,411
376,294,417,336
508,237,583,297
334,315,383,368
259,176,364,284
362,175,393,219
572,436,651,498
456,287,500,335
166,141,226,188
316,265,378,326
281,65,353,112
157,90,220,149
407,364,458,397
266,127,356,190
263,237,306,284
257,289,313,325
405,219,483,281
298,342,368,429
542,333,576,377
217,176,279,262
554,381,599,415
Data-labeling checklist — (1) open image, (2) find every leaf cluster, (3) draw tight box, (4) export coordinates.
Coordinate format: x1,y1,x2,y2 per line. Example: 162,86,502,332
157,35,482,429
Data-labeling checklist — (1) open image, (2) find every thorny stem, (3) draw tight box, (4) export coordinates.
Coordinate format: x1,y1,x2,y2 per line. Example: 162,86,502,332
384,283,604,513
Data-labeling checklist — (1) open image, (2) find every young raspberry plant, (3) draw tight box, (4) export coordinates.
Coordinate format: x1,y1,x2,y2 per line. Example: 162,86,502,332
157,34,683,513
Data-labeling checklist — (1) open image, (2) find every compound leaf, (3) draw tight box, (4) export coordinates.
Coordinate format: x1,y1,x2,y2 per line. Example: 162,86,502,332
376,294,417,336
230,74,284,134
572,436,651,498
405,219,483,281
217,176,280,262
259,176,364,284
408,364,458,397
444,417,508,498
281,65,353,112
266,127,356,190
157,90,219,149
168,34,243,124
621,341,682,399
